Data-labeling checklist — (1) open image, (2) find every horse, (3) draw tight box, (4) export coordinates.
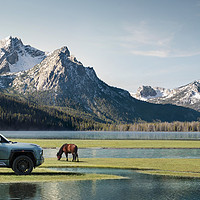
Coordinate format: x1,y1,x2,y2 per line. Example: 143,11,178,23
57,143,79,162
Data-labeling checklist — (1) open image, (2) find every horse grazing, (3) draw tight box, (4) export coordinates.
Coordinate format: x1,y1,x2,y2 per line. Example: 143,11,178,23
57,143,79,162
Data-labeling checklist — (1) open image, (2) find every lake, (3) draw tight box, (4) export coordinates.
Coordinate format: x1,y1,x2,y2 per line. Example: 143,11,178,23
1,130,200,140
1,131,200,199
45,148,200,159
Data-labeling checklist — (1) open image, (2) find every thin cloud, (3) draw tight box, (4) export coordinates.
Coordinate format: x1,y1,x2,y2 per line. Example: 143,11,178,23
118,21,200,58
121,21,175,48
131,50,200,58
131,50,169,58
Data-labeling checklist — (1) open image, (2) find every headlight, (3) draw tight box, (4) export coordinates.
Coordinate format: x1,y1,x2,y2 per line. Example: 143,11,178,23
40,150,43,156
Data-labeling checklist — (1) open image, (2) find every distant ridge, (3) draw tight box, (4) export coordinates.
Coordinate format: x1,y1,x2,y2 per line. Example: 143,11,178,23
132,80,200,111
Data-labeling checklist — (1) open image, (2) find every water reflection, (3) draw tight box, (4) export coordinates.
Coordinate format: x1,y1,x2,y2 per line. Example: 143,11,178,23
1,171,200,200
7,183,38,200
10,183,36,199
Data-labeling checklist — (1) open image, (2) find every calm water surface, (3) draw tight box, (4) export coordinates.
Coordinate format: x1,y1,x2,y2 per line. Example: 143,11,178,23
2,130,200,140
45,148,200,159
1,170,200,200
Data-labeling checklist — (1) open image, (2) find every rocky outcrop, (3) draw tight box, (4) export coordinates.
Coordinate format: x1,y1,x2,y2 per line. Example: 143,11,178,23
0,36,46,74
133,81,200,111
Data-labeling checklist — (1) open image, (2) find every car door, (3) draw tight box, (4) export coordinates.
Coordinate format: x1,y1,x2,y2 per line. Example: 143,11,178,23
0,136,9,162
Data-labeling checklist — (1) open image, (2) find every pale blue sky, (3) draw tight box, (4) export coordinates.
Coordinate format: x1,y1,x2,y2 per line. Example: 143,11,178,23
0,0,200,92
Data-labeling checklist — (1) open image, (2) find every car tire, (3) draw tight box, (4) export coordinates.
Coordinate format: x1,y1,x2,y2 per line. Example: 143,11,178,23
12,155,34,175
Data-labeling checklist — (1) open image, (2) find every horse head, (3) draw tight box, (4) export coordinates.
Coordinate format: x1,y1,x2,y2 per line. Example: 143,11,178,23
56,152,62,160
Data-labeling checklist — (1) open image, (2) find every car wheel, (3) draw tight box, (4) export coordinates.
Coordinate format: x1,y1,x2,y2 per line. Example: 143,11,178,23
12,155,34,175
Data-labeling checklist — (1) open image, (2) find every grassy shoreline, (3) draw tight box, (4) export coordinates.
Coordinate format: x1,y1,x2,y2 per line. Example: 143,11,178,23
42,157,200,179
10,139,200,149
0,167,123,183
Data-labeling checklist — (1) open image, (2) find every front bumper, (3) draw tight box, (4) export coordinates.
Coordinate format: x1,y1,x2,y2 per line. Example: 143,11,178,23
36,156,44,167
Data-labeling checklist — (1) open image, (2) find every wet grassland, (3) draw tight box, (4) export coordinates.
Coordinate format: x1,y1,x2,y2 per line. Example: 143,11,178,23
2,139,200,182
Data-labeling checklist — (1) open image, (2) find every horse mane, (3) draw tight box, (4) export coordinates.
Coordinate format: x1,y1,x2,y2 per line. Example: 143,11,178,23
57,143,67,156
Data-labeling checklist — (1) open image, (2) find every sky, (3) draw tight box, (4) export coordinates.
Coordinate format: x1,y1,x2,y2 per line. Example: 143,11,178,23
0,0,200,93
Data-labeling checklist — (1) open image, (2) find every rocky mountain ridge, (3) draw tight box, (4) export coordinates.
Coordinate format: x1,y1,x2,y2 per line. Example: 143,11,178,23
132,81,200,111
0,36,46,74
0,36,199,124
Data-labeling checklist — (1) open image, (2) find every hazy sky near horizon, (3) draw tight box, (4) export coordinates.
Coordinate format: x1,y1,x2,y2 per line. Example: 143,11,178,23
0,0,200,92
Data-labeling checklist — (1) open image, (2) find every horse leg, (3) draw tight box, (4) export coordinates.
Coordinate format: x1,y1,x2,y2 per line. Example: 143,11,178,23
65,153,68,161
76,153,79,162
72,153,75,162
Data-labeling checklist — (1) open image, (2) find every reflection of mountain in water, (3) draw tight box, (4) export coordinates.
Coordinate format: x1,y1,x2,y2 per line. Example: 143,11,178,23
9,183,37,199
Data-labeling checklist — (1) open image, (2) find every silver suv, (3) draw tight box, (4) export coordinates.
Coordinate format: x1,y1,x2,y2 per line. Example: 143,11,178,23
0,134,44,175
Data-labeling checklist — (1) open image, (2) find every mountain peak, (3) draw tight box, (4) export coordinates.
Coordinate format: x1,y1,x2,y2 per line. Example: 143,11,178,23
133,80,200,111
0,36,46,74
58,46,70,56
0,36,23,49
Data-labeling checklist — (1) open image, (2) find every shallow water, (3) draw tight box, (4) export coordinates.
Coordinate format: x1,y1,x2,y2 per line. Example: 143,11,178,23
1,169,200,200
2,130,200,140
45,148,200,159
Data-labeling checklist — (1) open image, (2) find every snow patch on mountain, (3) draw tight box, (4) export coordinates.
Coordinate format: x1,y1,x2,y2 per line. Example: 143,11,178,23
9,53,45,73
132,85,175,101
132,80,200,111
0,36,46,74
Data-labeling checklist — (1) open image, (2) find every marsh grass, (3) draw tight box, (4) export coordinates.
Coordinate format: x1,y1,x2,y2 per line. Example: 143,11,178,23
42,158,200,178
0,167,122,183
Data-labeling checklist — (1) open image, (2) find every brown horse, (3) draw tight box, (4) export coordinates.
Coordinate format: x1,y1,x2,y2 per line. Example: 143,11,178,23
57,143,79,162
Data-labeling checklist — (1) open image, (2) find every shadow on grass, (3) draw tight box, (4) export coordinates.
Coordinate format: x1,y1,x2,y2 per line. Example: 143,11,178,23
58,160,85,163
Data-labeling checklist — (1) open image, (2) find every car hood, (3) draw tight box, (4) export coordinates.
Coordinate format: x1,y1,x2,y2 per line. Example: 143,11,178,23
9,142,42,150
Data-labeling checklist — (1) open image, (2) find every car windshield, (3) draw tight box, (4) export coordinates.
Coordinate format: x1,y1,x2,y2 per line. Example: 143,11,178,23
0,134,11,143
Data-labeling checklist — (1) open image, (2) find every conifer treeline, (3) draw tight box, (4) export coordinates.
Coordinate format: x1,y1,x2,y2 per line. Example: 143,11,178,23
0,93,92,130
91,121,200,132
1,93,200,131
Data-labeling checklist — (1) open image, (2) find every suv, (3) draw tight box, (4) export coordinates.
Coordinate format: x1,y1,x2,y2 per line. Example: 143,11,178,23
0,134,44,175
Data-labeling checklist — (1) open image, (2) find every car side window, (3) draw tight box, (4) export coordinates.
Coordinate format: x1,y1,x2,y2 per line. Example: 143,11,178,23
0,136,6,143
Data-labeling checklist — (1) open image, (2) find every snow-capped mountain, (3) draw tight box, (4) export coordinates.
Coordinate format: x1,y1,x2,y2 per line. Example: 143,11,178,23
9,45,135,122
0,37,199,123
0,36,46,74
131,86,175,101
132,81,200,111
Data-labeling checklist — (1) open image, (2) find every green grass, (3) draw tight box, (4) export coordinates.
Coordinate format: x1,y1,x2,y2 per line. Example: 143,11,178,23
0,167,122,183
41,157,200,178
42,157,200,173
10,139,200,149
1,157,200,182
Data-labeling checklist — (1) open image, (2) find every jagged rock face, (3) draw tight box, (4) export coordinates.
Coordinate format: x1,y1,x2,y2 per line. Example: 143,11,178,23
0,36,46,74
11,46,132,119
137,86,157,98
133,81,200,111
132,86,173,100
